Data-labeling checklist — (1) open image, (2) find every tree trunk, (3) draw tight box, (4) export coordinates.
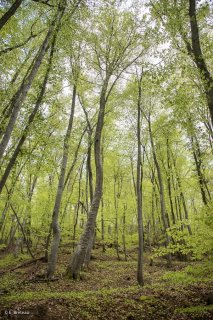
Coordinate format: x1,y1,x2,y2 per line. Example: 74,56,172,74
0,35,56,194
101,198,105,252
171,152,192,236
136,75,144,286
0,0,23,31
114,173,120,261
47,84,77,279
66,79,108,279
188,0,213,125
148,115,171,266
166,139,176,225
73,160,84,251
122,203,127,261
0,4,64,161
191,136,209,205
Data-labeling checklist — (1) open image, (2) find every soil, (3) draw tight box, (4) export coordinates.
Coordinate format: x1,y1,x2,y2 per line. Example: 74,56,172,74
0,247,212,320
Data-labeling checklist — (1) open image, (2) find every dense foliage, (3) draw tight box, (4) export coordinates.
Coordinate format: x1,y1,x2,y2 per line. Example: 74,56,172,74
0,0,212,281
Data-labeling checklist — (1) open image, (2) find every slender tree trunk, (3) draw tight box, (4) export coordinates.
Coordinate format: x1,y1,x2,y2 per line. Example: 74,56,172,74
47,84,77,279
10,204,35,259
171,153,192,235
114,173,120,261
150,177,156,240
0,0,23,31
148,115,171,266
0,49,34,130
80,102,95,265
64,127,87,189
191,137,208,205
188,0,213,125
66,78,109,279
73,203,80,251
73,160,84,251
130,156,136,196
136,75,144,286
0,37,56,194
166,139,176,225
83,143,95,265
0,4,64,161
122,203,127,261
101,198,105,252
0,202,10,236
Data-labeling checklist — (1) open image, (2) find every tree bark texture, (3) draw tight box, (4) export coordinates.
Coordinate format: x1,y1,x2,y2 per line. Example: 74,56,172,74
148,115,171,265
0,34,56,194
0,3,64,161
136,75,144,286
47,84,77,279
66,80,108,279
188,0,213,125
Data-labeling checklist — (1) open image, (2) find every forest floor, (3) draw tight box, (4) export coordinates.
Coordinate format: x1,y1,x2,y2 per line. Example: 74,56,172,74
0,246,213,320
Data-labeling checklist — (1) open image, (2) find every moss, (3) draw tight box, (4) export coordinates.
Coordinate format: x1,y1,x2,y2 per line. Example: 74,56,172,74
175,305,213,314
139,295,157,303
0,253,30,268
162,260,213,285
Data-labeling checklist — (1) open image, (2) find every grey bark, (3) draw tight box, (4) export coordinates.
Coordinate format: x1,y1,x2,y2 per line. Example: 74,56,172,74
191,136,210,205
122,203,127,261
188,0,213,125
73,160,84,251
114,172,120,261
66,78,109,279
0,0,23,31
47,84,77,279
10,204,35,259
136,74,144,286
166,139,176,225
0,35,56,194
0,5,63,161
148,115,171,266
171,152,192,236
101,198,105,252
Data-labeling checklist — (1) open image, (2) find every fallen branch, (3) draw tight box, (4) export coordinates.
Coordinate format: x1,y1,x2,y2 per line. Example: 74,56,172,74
0,256,46,276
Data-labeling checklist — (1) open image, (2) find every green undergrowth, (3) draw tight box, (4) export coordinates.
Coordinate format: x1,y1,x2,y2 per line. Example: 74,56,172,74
139,295,157,303
0,274,19,291
0,253,30,268
1,286,141,303
175,305,213,314
162,259,213,285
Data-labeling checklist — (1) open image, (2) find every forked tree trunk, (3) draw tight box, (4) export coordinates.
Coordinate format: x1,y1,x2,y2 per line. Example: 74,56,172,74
66,80,108,279
47,84,77,279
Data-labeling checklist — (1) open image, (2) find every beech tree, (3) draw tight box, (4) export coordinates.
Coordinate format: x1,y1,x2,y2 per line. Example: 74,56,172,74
66,3,144,278
0,0,212,287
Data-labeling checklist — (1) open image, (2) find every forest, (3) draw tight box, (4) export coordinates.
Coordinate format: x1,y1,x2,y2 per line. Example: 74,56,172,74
0,0,213,319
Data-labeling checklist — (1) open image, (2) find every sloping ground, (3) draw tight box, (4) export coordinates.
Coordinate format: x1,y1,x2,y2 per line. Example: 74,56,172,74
0,248,212,320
